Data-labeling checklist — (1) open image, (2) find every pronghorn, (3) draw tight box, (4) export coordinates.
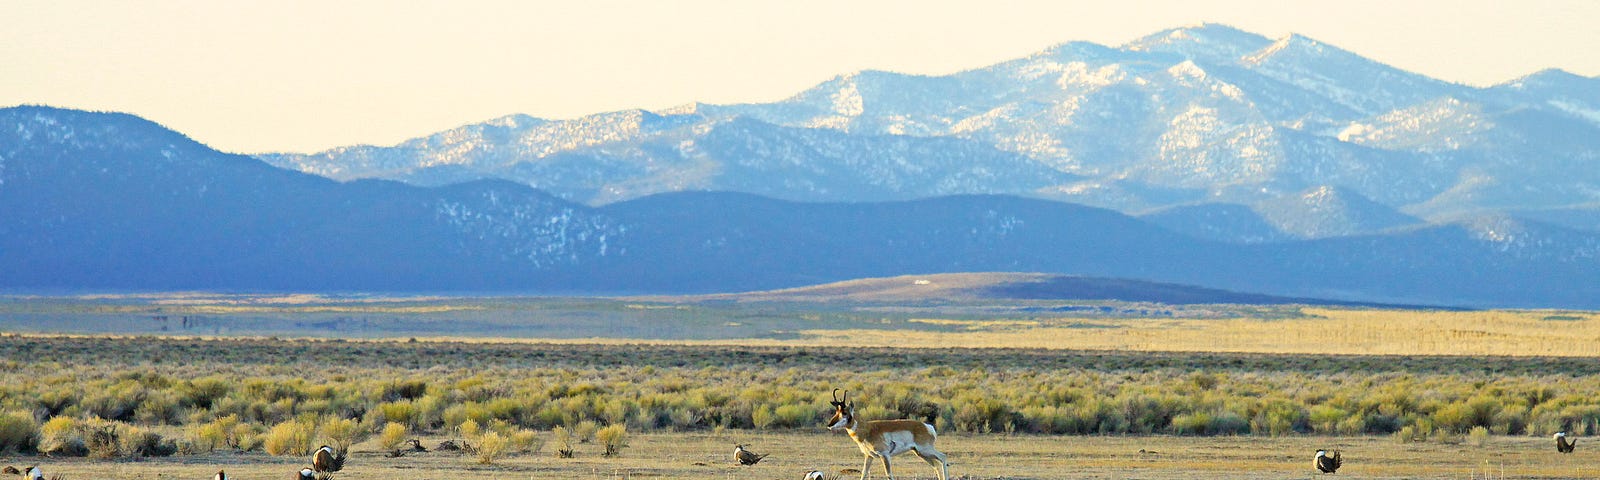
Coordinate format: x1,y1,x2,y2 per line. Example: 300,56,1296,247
1556,432,1577,453
735,444,768,465
1315,449,1342,473
827,389,949,480
311,445,345,473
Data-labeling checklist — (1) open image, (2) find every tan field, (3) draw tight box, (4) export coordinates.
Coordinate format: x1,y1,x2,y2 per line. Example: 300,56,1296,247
3,431,1595,480
793,308,1600,357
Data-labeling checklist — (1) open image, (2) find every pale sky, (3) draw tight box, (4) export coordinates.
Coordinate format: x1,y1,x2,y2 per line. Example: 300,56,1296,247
3,0,1596,154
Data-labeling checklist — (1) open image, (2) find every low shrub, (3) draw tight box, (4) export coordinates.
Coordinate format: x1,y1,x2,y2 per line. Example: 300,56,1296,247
597,424,627,457
1467,426,1490,447
552,425,574,458
38,416,86,456
0,411,38,454
320,417,364,454
378,423,408,451
262,418,317,456
474,431,508,464
573,420,598,444
120,424,177,457
511,429,542,454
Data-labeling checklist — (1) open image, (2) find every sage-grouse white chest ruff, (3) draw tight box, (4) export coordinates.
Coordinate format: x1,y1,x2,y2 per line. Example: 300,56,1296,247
1556,432,1577,453
1315,450,1342,473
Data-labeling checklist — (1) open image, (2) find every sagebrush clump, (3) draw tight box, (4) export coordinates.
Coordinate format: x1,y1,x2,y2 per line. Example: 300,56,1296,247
2,335,1600,460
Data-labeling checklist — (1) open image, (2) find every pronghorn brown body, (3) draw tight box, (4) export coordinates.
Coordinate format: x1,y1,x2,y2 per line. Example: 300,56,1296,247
827,389,948,480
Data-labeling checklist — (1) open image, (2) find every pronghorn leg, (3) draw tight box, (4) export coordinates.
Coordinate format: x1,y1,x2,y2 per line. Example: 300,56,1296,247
881,454,894,480
861,456,873,480
914,447,950,480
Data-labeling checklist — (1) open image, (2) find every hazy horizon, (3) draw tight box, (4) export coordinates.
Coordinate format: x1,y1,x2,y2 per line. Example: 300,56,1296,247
4,0,1597,154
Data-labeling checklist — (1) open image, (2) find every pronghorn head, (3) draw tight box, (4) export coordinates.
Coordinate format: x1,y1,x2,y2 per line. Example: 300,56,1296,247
827,389,855,431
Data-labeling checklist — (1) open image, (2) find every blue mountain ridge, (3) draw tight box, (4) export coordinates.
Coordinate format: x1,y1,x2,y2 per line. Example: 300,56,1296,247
5,106,1599,308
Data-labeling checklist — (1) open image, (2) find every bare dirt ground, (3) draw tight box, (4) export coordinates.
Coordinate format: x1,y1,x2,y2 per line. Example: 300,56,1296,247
3,431,1590,480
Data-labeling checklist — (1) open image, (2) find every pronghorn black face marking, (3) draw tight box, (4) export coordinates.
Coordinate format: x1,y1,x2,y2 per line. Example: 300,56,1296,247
827,388,855,431
1315,449,1342,473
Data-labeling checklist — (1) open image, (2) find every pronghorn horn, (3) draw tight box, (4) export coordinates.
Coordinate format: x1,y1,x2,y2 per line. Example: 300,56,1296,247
833,388,842,403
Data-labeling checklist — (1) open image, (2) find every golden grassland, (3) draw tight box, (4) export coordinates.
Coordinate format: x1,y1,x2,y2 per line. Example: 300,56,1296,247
6,290,1600,356
6,292,1600,358
2,431,1594,480
796,308,1600,357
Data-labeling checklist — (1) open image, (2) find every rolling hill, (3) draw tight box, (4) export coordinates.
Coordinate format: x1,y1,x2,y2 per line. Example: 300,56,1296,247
6,106,1600,308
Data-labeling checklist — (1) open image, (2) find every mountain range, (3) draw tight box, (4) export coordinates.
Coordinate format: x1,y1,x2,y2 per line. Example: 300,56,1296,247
261,23,1600,244
5,24,1600,308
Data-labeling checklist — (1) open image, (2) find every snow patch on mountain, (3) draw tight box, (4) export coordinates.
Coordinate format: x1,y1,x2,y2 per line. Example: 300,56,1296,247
1339,98,1494,152
434,189,627,267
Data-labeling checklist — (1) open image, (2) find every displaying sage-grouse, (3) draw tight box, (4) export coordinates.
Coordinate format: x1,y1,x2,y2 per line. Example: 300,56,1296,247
214,470,227,480
1556,432,1577,453
312,445,346,473
295,467,317,480
803,470,825,480
1315,449,1342,474
735,444,768,465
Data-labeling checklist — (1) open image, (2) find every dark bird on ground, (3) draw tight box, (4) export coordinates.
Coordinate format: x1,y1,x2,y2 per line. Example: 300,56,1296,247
312,445,346,473
404,439,428,452
214,470,227,480
5,466,44,480
735,444,768,465
1315,449,1342,474
1557,432,1577,453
